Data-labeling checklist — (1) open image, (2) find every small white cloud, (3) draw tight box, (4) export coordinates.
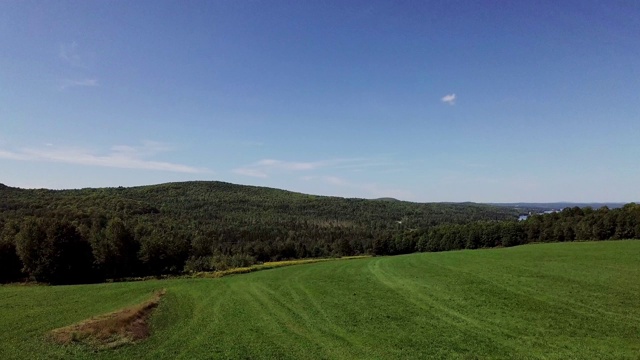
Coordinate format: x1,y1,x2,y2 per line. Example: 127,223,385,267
255,159,324,171
232,168,268,178
59,42,80,64
59,41,94,68
441,93,456,105
323,176,348,186
301,175,350,187
59,78,99,90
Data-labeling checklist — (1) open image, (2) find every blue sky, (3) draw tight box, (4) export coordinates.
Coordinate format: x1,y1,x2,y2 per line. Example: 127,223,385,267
1,1,639,202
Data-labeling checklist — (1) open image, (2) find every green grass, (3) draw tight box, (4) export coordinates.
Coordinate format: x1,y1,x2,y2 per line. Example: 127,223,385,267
1,240,639,359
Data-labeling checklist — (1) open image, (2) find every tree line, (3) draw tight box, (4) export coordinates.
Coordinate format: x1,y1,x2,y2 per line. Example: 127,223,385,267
373,204,640,255
1,182,638,284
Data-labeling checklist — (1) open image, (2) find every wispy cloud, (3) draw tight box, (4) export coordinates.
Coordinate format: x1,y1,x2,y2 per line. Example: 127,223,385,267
233,158,355,178
301,174,411,200
441,93,456,105
234,157,412,199
58,42,98,90
59,78,99,90
0,141,208,173
255,159,333,171
233,157,407,179
59,41,93,68
300,175,349,186
232,168,268,178
323,176,349,186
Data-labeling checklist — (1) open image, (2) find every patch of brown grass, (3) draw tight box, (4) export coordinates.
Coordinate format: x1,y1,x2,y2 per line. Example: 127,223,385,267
50,289,166,349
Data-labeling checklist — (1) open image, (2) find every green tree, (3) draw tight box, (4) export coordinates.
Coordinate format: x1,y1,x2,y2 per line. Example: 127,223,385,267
0,221,23,283
92,218,140,279
16,220,95,284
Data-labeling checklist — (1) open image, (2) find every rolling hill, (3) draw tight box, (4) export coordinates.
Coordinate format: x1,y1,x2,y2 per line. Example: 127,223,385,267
0,181,519,226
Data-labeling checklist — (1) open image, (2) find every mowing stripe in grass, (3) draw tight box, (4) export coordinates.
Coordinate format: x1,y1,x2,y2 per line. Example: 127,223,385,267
1,241,639,359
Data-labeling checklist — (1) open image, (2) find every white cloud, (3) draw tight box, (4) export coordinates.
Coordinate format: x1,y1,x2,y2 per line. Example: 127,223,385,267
302,174,412,200
58,42,98,90
0,141,208,174
0,150,29,161
59,42,80,64
59,78,99,90
232,157,412,200
255,159,331,170
254,159,323,170
232,168,268,178
59,41,93,68
441,93,456,105
323,176,348,186
301,175,351,187
232,157,403,179
233,158,354,178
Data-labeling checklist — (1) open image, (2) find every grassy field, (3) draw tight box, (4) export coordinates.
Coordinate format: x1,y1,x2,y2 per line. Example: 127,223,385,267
1,240,639,359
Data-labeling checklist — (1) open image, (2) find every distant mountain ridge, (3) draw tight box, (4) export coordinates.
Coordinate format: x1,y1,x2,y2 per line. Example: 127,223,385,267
1,182,630,212
491,202,630,212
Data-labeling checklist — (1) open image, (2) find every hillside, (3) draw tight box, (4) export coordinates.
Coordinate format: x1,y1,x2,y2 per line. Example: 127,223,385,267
0,181,518,282
0,241,638,359
0,181,518,226
3,181,640,285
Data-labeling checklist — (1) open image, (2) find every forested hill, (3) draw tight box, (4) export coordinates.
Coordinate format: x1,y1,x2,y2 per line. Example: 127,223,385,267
0,181,517,227
0,181,518,283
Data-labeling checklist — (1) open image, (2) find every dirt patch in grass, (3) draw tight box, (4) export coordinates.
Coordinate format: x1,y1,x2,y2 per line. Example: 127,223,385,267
50,289,166,349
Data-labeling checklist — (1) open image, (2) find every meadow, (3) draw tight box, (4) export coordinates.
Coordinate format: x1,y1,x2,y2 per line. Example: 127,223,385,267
1,240,639,359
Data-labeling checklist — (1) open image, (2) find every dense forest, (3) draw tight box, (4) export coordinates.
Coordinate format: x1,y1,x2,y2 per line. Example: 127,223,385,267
0,181,638,284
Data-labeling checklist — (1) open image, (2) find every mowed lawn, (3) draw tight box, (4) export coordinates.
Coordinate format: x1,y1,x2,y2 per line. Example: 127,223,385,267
1,241,639,359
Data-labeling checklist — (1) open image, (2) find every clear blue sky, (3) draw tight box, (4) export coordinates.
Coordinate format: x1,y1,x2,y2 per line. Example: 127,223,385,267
1,0,639,202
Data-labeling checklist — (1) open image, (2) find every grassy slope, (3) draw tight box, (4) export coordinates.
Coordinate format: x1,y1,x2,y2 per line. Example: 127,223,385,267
1,241,639,359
